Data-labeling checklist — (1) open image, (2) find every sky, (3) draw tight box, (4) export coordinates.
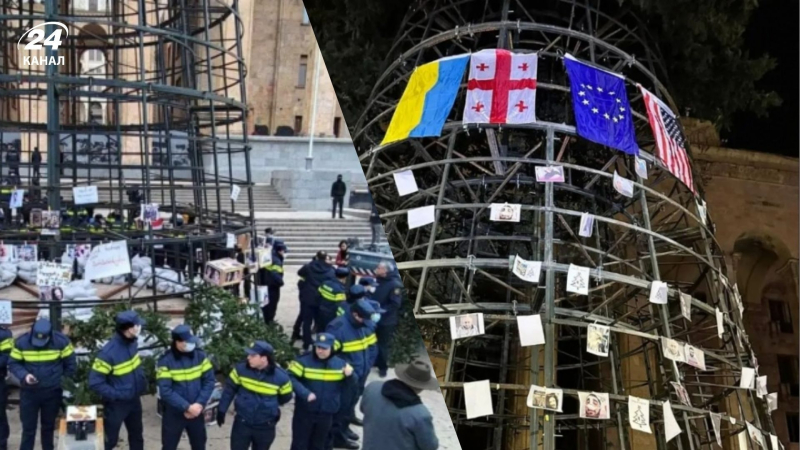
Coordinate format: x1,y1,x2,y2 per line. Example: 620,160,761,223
724,0,799,156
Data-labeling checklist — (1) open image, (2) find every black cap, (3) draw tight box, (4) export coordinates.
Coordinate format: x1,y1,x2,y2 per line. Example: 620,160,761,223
335,267,349,278
171,324,198,344
31,319,52,347
245,340,274,357
115,310,143,327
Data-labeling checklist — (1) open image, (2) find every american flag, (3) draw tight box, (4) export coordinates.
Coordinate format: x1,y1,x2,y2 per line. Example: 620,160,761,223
639,86,695,193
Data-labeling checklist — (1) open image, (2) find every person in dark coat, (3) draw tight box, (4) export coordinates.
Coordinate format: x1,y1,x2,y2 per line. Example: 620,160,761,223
89,311,148,450
296,251,335,350
156,325,215,450
31,147,41,180
372,261,404,378
288,333,356,450
360,358,440,450
0,327,11,450
262,241,287,324
330,175,347,219
10,319,77,450
369,205,382,248
316,266,349,332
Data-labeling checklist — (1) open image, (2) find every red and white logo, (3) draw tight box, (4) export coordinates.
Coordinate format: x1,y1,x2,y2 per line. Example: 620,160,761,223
463,49,538,124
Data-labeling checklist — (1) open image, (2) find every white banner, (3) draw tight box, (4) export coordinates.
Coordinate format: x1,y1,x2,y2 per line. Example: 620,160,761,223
73,186,99,205
85,241,131,281
36,261,72,287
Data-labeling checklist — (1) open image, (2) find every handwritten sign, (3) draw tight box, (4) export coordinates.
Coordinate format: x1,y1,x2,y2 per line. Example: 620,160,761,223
85,241,131,281
36,261,72,287
226,233,235,249
73,186,99,205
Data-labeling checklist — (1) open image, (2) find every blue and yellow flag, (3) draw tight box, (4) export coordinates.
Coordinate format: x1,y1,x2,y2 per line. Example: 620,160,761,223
382,54,469,146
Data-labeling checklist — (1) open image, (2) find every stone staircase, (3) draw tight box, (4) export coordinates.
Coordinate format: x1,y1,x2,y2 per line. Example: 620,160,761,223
256,218,377,265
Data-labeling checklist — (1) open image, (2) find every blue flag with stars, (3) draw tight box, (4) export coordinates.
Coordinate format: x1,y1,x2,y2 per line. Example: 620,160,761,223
564,54,639,155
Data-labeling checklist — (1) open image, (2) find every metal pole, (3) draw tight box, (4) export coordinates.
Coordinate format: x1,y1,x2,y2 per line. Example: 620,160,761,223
306,48,322,170
45,0,61,329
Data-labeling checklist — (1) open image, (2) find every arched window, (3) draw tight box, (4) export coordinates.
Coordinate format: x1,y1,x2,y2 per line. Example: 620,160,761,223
80,47,107,124
89,102,103,124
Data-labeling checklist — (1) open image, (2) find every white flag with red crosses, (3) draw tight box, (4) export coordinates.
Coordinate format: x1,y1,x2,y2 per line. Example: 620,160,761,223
463,49,538,124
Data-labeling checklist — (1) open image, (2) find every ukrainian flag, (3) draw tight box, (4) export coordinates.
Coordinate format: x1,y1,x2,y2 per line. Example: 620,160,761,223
382,54,469,146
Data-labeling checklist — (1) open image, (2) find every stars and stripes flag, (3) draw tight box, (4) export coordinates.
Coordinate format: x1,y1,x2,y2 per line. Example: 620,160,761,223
462,49,538,124
639,86,695,194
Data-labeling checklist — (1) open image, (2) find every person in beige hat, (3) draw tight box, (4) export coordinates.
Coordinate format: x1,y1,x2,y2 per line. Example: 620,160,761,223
360,357,440,450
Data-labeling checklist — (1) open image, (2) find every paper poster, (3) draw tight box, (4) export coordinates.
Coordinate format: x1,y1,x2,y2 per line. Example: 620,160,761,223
756,375,768,398
41,211,61,235
747,422,765,449
716,308,724,338
663,400,682,442
73,186,99,205
464,380,493,419
711,412,722,447
141,203,159,223
526,385,563,412
85,240,132,281
649,281,669,304
226,233,235,249
635,156,648,179
613,171,634,198
679,292,692,321
449,313,485,340
628,396,651,433
512,255,541,283
17,244,37,262
578,391,610,420
566,264,590,295
36,262,72,287
408,205,435,229
671,381,691,407
30,209,42,228
740,367,756,389
586,323,610,357
535,165,565,183
770,434,779,450
517,315,545,347
393,170,419,196
0,301,12,325
738,429,750,450
9,189,23,209
0,244,13,263
230,185,241,202
661,337,685,362
490,203,521,222
767,392,778,412
685,344,706,370
579,213,594,237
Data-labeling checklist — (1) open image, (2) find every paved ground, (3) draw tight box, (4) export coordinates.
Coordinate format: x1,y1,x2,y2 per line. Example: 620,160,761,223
7,266,459,449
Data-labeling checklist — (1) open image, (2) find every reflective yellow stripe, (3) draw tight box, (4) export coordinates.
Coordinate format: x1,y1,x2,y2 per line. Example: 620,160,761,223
91,358,112,375
318,285,345,302
298,276,305,282
229,369,289,396
302,368,345,382
111,355,141,376
0,338,13,352
336,307,344,317
60,344,74,358
13,349,62,362
157,358,213,381
288,361,304,377
340,333,378,353
266,264,283,274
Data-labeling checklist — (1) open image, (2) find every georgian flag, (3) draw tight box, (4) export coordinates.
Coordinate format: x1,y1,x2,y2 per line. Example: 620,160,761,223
463,49,538,124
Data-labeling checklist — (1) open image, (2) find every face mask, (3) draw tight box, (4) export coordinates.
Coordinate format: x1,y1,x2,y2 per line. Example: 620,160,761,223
366,286,376,294
182,342,196,352
371,313,381,323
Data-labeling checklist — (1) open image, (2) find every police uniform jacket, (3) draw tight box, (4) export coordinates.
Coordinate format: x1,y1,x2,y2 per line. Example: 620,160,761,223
0,328,12,377
326,315,378,382
9,332,76,390
156,347,215,413
297,260,334,306
373,272,404,327
88,333,147,402
218,361,293,425
318,278,346,317
264,250,285,288
288,351,356,415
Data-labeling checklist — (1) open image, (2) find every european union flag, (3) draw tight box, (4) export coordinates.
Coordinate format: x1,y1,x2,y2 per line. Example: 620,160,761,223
564,54,639,155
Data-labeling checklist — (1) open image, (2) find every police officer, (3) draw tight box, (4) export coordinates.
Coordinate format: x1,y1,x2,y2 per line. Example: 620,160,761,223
89,310,148,450
317,267,348,332
9,319,76,450
372,261,404,378
263,241,287,324
0,326,11,450
296,251,334,350
288,333,357,450
326,299,379,449
156,325,215,450
217,341,293,450
336,284,366,319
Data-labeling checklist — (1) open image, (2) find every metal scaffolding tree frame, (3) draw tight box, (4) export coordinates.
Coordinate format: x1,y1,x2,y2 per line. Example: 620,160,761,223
353,1,774,449
0,0,255,326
